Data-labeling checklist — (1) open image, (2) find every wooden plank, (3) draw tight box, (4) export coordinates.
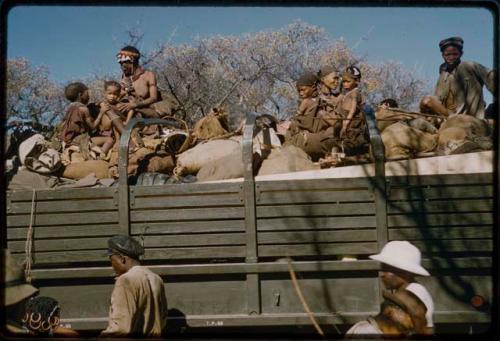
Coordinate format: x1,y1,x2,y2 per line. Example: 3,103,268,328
258,230,377,244
257,216,377,231
255,177,372,191
7,187,116,202
387,199,493,214
7,212,118,227
389,226,493,240
131,220,245,235
258,242,378,257
413,239,493,253
11,250,107,264
8,199,116,214
130,207,244,222
387,173,492,187
8,237,109,253
132,193,242,209
257,190,374,205
388,212,493,227
143,233,245,247
7,224,121,240
256,203,375,218
145,246,246,259
389,186,494,201
132,182,242,196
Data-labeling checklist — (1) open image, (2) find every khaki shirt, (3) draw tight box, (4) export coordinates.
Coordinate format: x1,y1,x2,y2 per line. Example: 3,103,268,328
101,265,168,337
434,60,496,119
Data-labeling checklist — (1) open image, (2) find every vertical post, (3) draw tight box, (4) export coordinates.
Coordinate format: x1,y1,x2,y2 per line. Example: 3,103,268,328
365,105,388,306
118,118,183,236
242,112,261,314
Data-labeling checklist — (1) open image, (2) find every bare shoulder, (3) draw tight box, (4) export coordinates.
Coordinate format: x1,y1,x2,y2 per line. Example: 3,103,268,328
143,70,157,82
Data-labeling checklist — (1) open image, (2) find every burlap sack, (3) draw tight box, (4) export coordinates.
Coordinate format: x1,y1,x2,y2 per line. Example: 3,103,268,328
381,122,438,159
175,139,240,176
197,151,243,182
146,155,175,174
375,107,416,132
192,114,229,140
258,145,319,176
438,114,490,137
436,115,491,155
62,160,111,179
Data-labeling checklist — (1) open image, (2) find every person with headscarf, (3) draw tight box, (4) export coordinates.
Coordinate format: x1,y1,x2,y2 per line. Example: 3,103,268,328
115,46,179,119
420,36,496,119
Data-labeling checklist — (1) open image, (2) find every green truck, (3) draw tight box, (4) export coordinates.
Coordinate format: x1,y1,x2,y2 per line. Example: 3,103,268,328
5,114,494,335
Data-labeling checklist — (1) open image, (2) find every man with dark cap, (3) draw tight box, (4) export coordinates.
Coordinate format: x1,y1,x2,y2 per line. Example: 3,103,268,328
100,235,168,337
420,36,496,119
116,46,179,119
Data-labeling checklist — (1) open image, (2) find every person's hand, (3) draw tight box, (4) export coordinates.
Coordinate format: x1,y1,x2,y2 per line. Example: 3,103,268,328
340,119,350,137
100,102,111,113
117,101,137,114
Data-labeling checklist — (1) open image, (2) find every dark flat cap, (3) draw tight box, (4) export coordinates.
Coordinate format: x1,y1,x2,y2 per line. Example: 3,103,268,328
296,72,319,87
108,235,144,259
439,36,464,51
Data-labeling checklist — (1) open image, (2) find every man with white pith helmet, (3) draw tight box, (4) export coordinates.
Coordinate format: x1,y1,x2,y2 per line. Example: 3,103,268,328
369,241,435,335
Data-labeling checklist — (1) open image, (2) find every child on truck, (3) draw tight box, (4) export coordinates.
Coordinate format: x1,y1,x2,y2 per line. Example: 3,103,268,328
334,66,369,156
58,82,114,154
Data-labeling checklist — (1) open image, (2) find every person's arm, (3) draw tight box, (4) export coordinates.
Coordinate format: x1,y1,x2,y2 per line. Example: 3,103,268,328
82,106,104,131
99,277,136,337
52,325,80,337
340,93,358,137
473,63,496,95
124,110,134,125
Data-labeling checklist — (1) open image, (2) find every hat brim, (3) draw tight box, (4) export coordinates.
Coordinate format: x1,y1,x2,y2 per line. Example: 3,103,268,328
369,254,430,276
4,284,39,306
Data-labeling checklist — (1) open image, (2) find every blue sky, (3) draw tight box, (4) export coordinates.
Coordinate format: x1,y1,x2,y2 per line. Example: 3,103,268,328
6,5,495,102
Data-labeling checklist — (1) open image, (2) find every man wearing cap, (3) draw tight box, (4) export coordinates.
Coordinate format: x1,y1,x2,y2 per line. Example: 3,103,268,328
369,240,435,335
420,36,496,119
2,249,39,335
100,235,168,337
116,46,179,119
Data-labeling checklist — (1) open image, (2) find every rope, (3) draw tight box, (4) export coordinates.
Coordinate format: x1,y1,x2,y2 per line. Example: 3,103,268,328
287,258,326,338
24,188,36,283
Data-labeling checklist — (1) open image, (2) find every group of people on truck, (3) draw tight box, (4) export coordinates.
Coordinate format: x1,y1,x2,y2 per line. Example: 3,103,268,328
2,35,495,337
2,238,434,338
286,35,495,164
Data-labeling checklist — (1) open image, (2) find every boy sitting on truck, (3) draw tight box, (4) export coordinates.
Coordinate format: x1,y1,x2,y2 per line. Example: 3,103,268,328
369,241,435,335
57,82,114,155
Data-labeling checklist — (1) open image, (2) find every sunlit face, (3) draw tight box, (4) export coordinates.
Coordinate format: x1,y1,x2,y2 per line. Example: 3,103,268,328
342,77,358,91
383,304,414,334
379,264,410,290
105,85,121,105
297,85,315,99
442,46,462,65
109,253,127,276
321,72,340,90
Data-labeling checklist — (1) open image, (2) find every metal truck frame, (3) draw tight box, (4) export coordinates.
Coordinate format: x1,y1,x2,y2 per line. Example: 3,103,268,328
5,114,494,335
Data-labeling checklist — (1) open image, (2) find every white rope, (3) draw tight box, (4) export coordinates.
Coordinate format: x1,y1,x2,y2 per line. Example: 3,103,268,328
24,188,36,283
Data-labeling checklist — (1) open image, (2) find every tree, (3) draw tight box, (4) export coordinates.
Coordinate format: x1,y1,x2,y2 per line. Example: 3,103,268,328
6,58,66,133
